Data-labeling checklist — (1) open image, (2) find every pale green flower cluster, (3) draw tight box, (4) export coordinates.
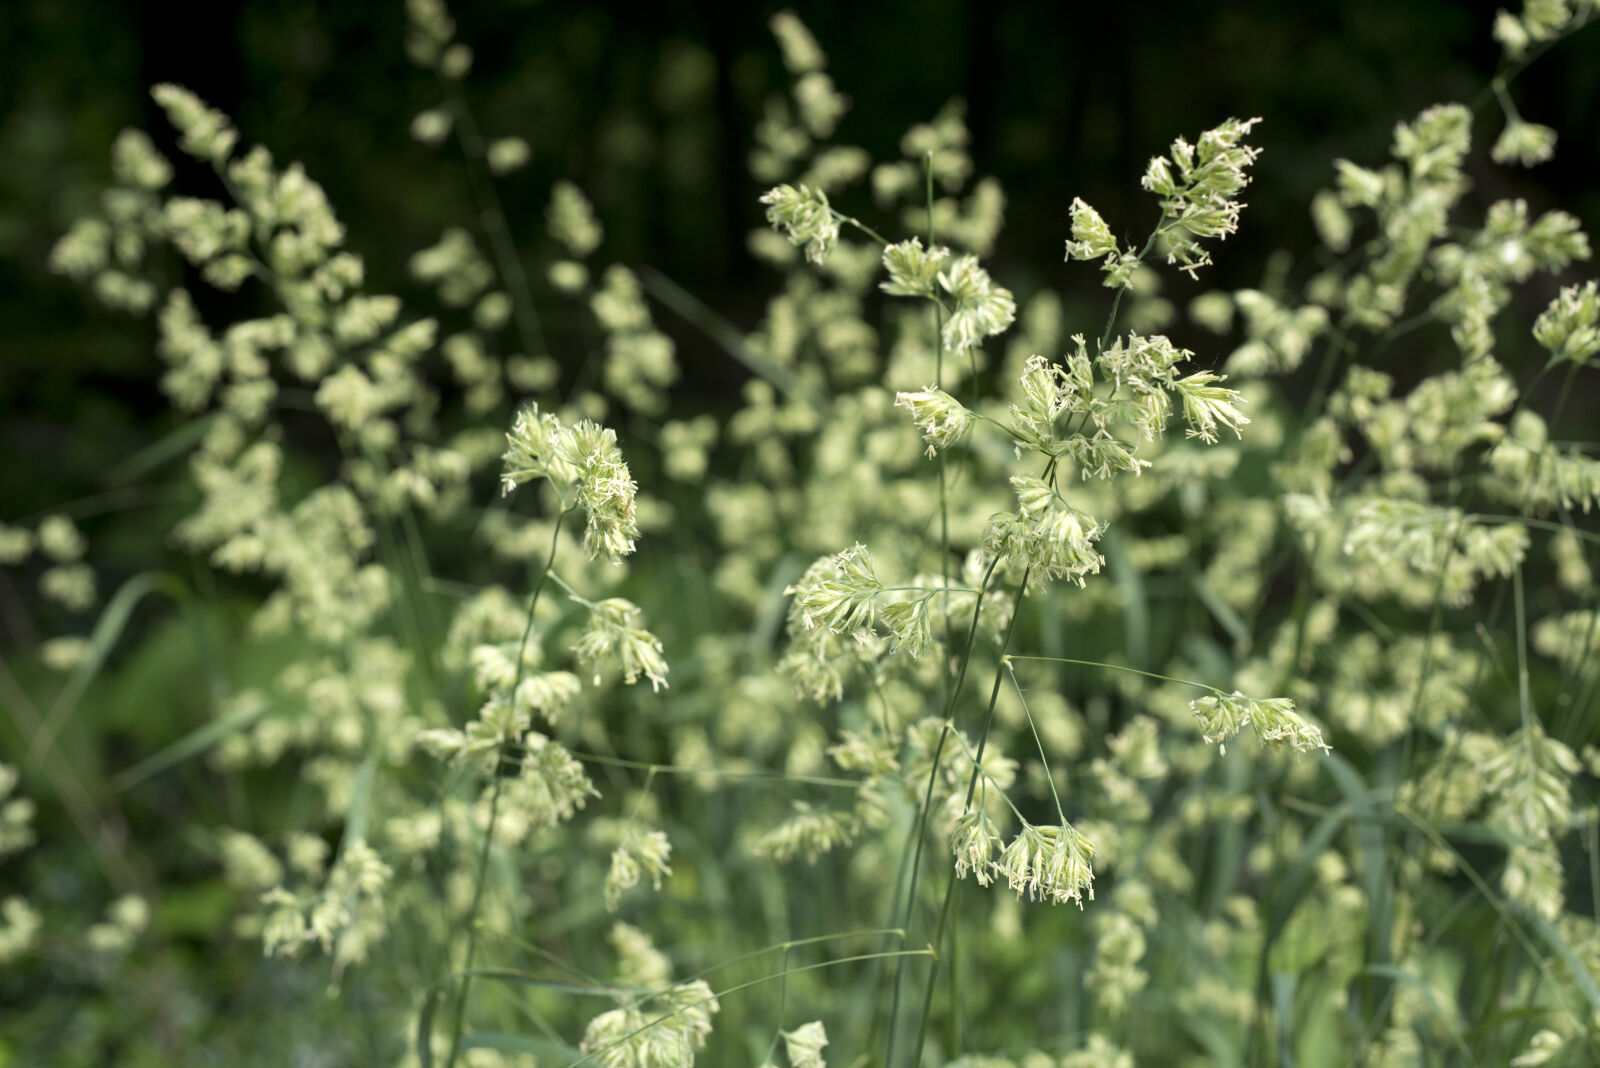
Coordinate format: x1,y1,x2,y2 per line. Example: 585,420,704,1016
548,179,605,259
1139,117,1264,277
1188,691,1328,755
761,184,840,265
991,822,1097,907
1085,909,1148,1015
1065,116,1265,286
780,1020,829,1068
260,839,391,972
936,254,1017,353
23,2,1600,1063
1483,725,1580,918
894,386,973,457
83,895,150,957
581,979,720,1068
574,597,670,691
0,514,97,618
503,402,641,564
0,766,38,966
1493,0,1597,59
1532,280,1600,366
983,476,1106,586
605,828,674,912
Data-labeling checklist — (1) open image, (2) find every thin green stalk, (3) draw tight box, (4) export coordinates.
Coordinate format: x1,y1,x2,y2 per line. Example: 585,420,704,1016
568,751,860,789
831,210,892,247
570,949,934,1068
946,880,963,1056
1096,227,1164,354
863,819,922,1057
443,506,570,1068
1004,654,1232,696
1007,661,1066,823
762,944,794,1066
1514,566,1533,733
884,555,999,1068
1589,815,1600,922
435,70,547,363
927,149,955,678
911,570,1031,1068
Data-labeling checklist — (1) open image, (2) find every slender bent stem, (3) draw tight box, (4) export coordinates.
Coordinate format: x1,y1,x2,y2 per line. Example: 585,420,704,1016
1008,662,1066,824
884,555,999,1068
925,149,957,677
832,210,892,247
436,69,547,363
1004,653,1228,695
1097,226,1165,353
911,569,1031,1068
443,507,570,1068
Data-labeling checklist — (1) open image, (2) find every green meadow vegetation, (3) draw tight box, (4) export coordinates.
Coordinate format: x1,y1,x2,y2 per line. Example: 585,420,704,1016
3,2,1600,1064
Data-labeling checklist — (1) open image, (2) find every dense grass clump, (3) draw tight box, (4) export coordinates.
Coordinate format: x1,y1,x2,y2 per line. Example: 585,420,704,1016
3,2,1600,1065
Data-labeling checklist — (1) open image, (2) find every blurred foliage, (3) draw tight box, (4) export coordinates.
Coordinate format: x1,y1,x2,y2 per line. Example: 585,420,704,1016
3,4,1600,1066
4,0,1597,530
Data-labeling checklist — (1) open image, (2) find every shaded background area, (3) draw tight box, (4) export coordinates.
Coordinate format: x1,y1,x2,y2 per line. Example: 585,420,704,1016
1,0,1597,533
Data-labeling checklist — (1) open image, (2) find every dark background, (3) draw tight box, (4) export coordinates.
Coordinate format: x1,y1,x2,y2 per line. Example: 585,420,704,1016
2,0,1597,523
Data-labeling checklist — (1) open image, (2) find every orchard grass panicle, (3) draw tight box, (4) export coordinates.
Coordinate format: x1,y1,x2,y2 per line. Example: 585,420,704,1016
12,2,1600,1066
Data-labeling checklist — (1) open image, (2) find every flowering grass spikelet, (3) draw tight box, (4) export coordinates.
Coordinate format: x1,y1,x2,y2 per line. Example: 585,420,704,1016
605,828,673,911
565,419,641,562
1141,117,1263,276
894,386,973,457
993,822,1096,906
547,179,604,257
761,183,838,265
793,543,884,637
1173,371,1249,444
880,237,950,298
1064,197,1118,261
501,402,571,493
1532,280,1599,366
984,477,1106,586
950,810,1001,886
1189,691,1328,755
1492,118,1558,167
938,253,1016,352
151,83,238,164
783,1021,829,1068
574,597,670,691
581,979,720,1068
754,802,860,863
501,403,641,563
